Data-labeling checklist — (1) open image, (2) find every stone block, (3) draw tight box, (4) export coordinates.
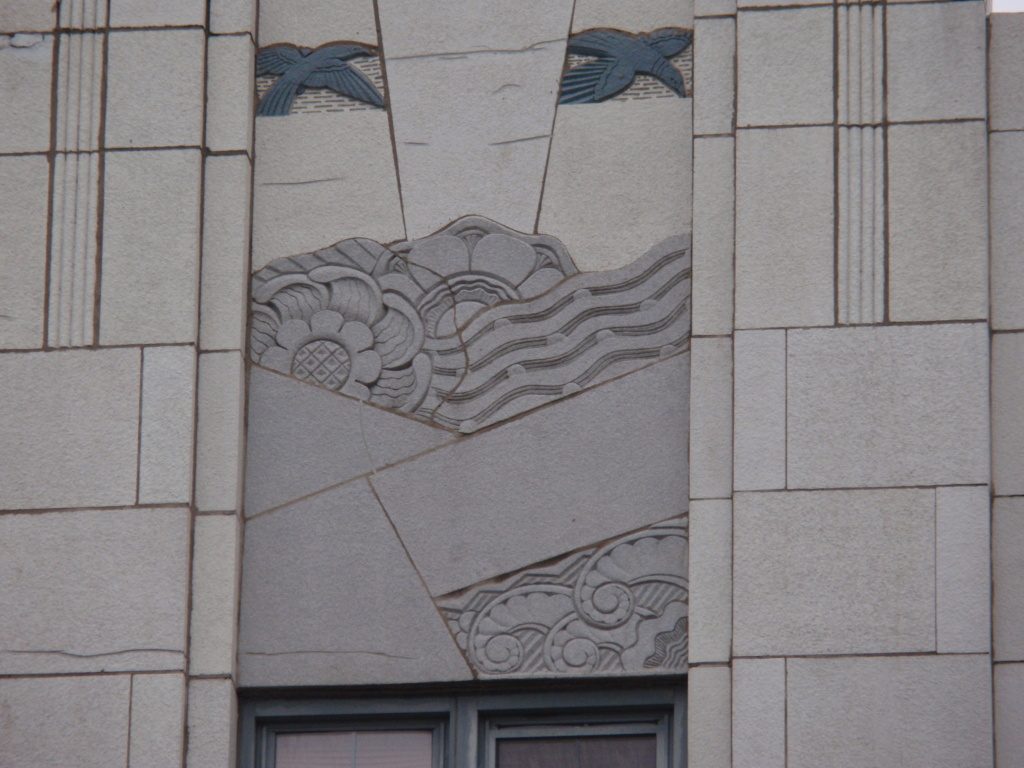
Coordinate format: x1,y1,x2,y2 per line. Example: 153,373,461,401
211,0,256,35
994,333,1024,497
189,514,241,677
692,136,734,337
129,673,186,768
100,149,202,345
109,0,205,27
994,497,1024,661
687,666,731,768
185,679,237,768
57,0,107,29
787,655,993,768
733,330,785,491
0,348,140,510
696,0,735,16
0,154,48,349
238,480,472,686
733,658,785,768
737,8,832,127
735,127,834,328
195,351,245,512
690,337,733,500
0,0,56,31
0,507,190,673
205,34,255,153
787,324,989,489
990,13,1024,132
139,346,196,505
0,34,52,153
996,663,1024,768
694,18,735,136
252,112,403,270
936,485,990,654
540,98,693,272
886,1,986,122
734,489,935,656
571,0,692,32
260,0,377,48
688,500,731,663
888,122,988,322
0,676,130,767
200,154,252,351
105,30,205,148
991,132,1024,331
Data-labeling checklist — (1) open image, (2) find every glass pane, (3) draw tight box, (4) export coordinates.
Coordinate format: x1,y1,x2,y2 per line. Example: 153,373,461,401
276,732,353,768
497,737,580,768
497,735,657,768
578,736,656,768
354,730,434,768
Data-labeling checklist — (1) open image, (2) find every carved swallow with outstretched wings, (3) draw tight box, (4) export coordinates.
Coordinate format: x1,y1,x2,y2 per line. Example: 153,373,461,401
256,41,384,116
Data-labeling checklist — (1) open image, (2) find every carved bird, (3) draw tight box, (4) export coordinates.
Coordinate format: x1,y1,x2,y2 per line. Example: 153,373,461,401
559,28,692,104
256,41,384,116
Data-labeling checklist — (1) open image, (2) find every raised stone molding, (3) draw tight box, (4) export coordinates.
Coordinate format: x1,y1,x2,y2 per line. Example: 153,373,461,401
58,0,108,29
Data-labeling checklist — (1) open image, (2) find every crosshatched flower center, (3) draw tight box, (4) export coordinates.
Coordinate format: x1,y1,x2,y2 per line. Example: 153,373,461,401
291,338,351,390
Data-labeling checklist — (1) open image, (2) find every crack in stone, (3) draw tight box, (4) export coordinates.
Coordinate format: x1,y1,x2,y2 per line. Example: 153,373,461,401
4,648,183,658
388,38,566,61
245,650,418,660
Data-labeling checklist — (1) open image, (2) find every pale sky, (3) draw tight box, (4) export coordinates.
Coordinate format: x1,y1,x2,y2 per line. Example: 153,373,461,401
993,0,1024,11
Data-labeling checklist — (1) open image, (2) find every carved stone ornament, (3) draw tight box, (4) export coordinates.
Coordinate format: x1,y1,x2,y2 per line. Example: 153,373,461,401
437,521,688,677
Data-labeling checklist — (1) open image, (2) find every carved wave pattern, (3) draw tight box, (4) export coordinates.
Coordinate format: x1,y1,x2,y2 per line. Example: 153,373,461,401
438,521,688,677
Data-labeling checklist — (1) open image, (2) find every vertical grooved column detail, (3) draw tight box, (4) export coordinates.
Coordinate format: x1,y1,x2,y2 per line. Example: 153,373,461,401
836,0,885,325
58,0,108,30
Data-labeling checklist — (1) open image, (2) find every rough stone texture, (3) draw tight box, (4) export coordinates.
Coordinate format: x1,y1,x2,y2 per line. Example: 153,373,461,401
732,658,785,768
238,480,472,686
688,499,731,663
936,485,990,654
687,665,731,768
189,515,241,676
994,497,1024,662
139,346,196,505
696,0,735,16
990,13,1024,132
129,673,186,768
195,351,246,512
787,324,989,489
0,34,52,153
0,154,48,349
571,0,692,32
252,111,404,270
0,508,189,674
690,337,732,500
0,0,56,30
886,0,986,123
994,333,1024,497
0,348,140,510
205,34,255,153
105,30,205,148
211,0,256,35
185,679,237,768
109,0,206,27
100,149,202,345
260,0,375,47
0,675,130,767
693,18,734,136
737,8,832,127
540,98,693,272
373,354,690,596
692,136,734,337
990,132,1024,331
787,655,993,768
888,121,988,322
735,127,834,328
734,489,935,656
200,154,252,351
733,330,785,491
995,663,1024,768
244,367,454,517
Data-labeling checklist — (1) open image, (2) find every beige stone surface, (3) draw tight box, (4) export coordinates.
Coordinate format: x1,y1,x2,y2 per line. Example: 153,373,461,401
0,675,130,767
690,336,733,500
688,499,732,663
105,30,205,148
990,132,1024,331
0,0,55,31
994,333,1024,497
211,0,256,35
996,663,1024,767
0,34,52,153
252,111,404,270
696,0,735,16
571,0,692,32
57,0,107,28
189,514,241,676
888,121,988,322
733,658,785,768
0,508,190,674
694,17,735,137
186,679,237,768
129,673,186,768
990,13,1024,132
735,127,834,328
110,0,205,27
195,351,246,512
733,330,785,491
260,0,377,48
0,154,48,349
734,489,935,656
787,655,993,768
139,346,196,505
687,665,731,768
100,149,202,345
540,98,693,272
737,8,832,127
936,485,990,654
205,34,255,153
887,1,986,122
787,323,989,489
994,497,1024,661
692,136,734,336
0,348,140,510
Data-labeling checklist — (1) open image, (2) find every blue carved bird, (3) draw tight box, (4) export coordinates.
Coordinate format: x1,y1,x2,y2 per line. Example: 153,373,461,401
559,28,692,104
256,41,384,116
